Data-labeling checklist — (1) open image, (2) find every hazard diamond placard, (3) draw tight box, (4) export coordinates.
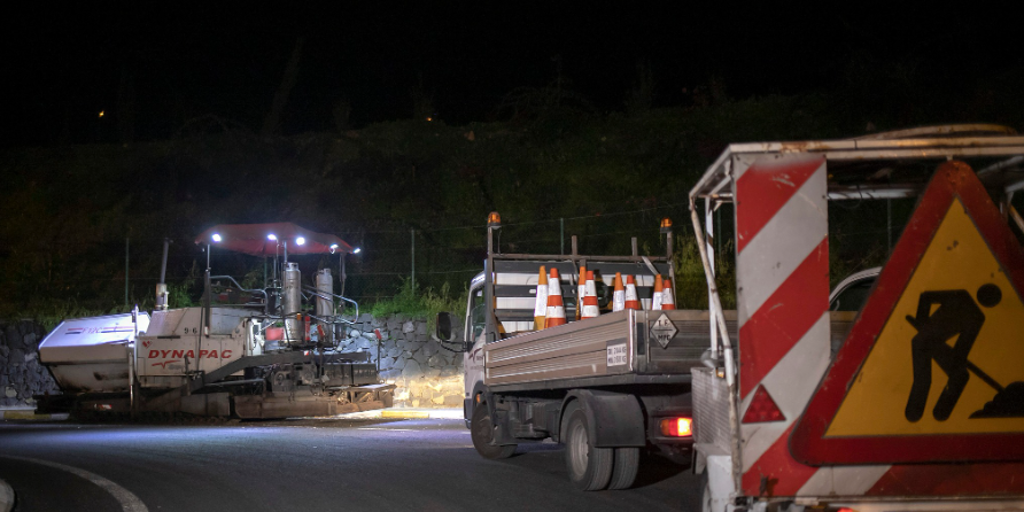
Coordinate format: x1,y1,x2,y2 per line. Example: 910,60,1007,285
791,161,1024,465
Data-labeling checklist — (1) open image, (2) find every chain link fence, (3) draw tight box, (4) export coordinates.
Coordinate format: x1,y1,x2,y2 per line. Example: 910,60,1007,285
338,204,693,303
2,197,917,317
336,196,918,305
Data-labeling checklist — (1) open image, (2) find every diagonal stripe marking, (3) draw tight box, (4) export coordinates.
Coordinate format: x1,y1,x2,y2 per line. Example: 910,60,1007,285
741,423,818,497
1,455,147,512
740,313,830,471
739,238,830,398
735,156,824,253
798,465,891,497
736,168,828,322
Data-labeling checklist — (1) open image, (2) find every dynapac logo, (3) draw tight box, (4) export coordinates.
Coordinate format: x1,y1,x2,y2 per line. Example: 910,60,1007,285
147,349,233,359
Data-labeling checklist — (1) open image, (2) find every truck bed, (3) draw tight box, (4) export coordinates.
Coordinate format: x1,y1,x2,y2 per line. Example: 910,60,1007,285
484,310,858,392
484,309,732,390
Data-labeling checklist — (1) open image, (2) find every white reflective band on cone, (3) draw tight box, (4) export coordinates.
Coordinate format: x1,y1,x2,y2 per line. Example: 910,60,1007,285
613,290,625,312
582,275,600,318
533,284,548,317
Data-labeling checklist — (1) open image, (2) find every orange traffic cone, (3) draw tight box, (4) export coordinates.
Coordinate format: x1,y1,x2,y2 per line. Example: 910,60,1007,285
581,271,600,319
624,275,641,310
576,265,587,320
652,274,664,311
534,265,548,330
662,276,676,310
612,272,625,312
546,268,567,327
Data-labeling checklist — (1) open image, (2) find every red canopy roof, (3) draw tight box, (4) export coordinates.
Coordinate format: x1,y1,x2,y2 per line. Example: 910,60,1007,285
194,223,354,256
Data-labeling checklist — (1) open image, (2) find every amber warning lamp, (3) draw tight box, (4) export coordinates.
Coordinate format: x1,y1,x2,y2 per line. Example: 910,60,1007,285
487,211,502,229
660,217,673,234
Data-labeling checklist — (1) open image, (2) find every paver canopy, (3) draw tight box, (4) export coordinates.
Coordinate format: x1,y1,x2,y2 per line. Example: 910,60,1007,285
194,223,354,256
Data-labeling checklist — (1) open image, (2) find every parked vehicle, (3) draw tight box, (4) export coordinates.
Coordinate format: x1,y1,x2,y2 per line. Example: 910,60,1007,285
438,213,895,491
437,213,700,490
39,223,393,419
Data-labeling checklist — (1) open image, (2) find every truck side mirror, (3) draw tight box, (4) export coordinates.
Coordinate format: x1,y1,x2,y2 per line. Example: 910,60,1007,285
435,312,454,342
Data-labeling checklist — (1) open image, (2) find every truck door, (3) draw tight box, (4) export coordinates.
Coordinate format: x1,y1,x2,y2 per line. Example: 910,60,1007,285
464,279,487,407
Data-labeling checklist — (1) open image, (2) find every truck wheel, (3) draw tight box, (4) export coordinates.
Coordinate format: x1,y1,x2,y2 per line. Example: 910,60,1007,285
564,406,613,490
471,403,516,459
606,447,639,490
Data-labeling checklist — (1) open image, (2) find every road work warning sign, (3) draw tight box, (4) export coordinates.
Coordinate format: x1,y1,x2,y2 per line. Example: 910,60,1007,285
791,161,1024,465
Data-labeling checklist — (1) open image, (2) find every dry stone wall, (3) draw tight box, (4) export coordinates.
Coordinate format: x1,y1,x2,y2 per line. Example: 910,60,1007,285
340,313,465,409
0,320,61,407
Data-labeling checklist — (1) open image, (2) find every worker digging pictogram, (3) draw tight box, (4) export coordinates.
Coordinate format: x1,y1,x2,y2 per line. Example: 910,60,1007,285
791,160,1024,465
905,283,1023,421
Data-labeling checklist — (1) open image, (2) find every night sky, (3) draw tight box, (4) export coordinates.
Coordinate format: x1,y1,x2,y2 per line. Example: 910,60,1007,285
5,3,1020,147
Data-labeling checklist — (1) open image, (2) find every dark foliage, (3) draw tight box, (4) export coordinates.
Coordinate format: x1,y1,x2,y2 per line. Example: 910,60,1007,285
2,80,1022,319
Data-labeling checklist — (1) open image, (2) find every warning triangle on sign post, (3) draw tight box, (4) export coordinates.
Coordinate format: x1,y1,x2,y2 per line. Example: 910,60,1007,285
790,161,1024,466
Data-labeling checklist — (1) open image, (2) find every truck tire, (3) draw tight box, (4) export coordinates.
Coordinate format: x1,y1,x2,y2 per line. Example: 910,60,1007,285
564,405,613,491
471,402,516,460
607,447,639,490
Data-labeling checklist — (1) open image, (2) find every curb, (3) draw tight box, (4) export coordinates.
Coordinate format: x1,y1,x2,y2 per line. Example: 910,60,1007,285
380,408,462,419
381,410,431,419
0,410,68,421
337,407,462,420
0,477,14,512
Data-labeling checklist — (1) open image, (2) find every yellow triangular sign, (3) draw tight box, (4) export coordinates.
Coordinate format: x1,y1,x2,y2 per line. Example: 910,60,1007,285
791,161,1024,465
828,196,1024,436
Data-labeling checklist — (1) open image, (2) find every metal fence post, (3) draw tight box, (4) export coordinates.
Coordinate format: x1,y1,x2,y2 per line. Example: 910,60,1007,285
560,218,565,255
124,237,129,308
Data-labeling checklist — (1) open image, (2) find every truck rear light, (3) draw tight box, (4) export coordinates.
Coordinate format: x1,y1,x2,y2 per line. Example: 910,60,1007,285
660,417,693,437
742,385,785,423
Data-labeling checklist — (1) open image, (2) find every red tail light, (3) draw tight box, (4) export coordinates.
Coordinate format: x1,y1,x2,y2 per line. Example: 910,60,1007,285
660,417,693,437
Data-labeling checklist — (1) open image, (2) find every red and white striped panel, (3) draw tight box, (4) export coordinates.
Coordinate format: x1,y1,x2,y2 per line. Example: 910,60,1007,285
733,154,838,496
734,155,1024,499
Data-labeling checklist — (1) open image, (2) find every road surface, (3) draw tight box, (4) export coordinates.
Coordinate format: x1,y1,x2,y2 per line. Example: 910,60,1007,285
0,416,700,511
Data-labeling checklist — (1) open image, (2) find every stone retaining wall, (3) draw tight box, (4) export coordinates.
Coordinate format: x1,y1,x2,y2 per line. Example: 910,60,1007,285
0,315,465,411
339,313,465,409
0,320,61,407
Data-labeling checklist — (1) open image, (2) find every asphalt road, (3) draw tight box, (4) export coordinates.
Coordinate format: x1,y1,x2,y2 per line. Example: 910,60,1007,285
0,416,700,512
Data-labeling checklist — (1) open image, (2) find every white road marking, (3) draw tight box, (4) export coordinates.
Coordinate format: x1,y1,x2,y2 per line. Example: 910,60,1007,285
1,455,147,512
1,477,14,512
356,427,418,432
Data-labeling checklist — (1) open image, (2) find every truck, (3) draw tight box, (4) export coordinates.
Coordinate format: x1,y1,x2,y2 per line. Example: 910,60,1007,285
687,125,1024,511
437,212,878,491
38,222,394,419
433,209,717,491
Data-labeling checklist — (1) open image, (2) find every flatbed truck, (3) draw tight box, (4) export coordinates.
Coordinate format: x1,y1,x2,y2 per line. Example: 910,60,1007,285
437,214,710,490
